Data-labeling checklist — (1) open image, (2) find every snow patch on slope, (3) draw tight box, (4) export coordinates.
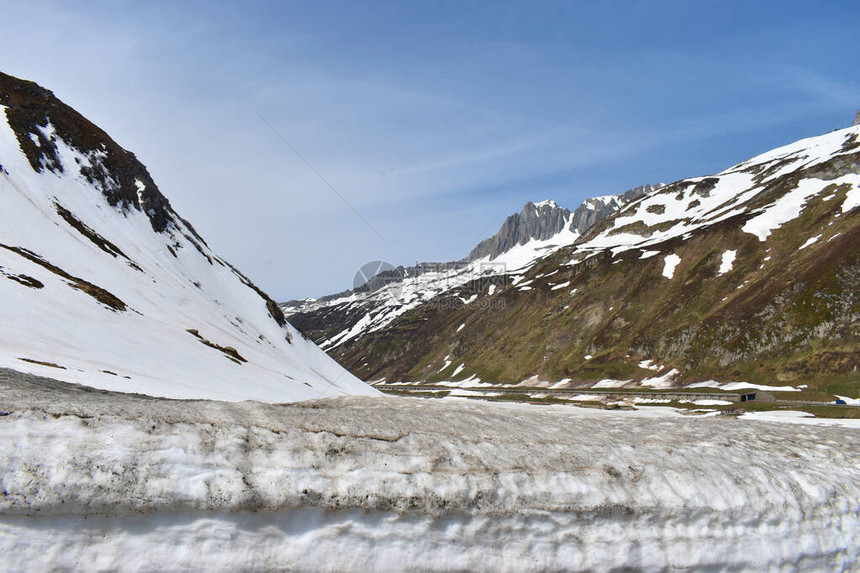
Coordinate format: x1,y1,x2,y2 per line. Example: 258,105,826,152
662,254,681,279
689,381,801,393
742,177,844,241
717,250,736,275
571,127,860,262
641,368,680,389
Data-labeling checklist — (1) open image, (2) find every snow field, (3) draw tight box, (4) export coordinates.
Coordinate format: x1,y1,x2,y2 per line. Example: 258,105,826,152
1,374,858,571
574,126,860,261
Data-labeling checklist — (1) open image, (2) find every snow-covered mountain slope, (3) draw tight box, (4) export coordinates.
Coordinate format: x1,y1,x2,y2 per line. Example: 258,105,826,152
1,369,858,572
282,190,646,351
325,125,860,393
0,72,375,401
571,127,860,259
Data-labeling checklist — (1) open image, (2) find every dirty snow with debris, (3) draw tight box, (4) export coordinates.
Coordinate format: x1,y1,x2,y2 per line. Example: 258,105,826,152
0,370,858,572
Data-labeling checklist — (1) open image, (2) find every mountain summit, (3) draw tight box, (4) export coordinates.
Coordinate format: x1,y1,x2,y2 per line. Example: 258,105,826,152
0,71,375,401
468,200,573,260
467,191,652,262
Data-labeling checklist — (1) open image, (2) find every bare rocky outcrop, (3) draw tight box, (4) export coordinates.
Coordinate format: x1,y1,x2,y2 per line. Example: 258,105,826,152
467,188,655,262
467,200,572,261
0,72,187,237
568,184,656,234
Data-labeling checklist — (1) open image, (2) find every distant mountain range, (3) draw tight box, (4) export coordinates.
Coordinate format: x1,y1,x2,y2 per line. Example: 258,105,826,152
282,187,653,350
0,71,376,401
284,124,860,399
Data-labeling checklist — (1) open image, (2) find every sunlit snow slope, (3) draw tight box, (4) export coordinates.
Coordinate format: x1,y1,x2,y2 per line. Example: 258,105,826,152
0,72,375,401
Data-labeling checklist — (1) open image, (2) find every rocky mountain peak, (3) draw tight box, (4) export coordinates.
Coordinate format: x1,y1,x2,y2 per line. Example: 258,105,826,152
467,200,572,261
568,184,658,234
854,109,860,127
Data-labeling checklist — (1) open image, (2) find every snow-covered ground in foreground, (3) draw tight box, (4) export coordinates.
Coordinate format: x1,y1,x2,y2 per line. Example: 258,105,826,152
1,370,858,572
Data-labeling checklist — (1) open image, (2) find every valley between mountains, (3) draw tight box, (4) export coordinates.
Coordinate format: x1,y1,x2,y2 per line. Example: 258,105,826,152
284,125,860,410
0,69,858,572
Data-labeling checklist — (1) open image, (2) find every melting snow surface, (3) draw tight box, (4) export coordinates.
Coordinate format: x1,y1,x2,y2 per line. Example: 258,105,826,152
842,176,860,213
799,234,822,249
688,381,801,392
742,177,846,241
591,379,630,388
641,368,680,389
1,374,858,572
692,399,733,406
737,410,859,426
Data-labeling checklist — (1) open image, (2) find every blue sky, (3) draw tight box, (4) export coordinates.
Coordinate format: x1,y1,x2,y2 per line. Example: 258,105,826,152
1,0,858,299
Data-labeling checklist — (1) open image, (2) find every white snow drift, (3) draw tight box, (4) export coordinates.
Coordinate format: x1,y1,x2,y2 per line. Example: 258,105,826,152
0,376,858,572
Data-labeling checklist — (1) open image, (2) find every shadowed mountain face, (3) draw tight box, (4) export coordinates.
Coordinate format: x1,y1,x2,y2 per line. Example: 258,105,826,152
0,71,375,401
295,126,860,398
